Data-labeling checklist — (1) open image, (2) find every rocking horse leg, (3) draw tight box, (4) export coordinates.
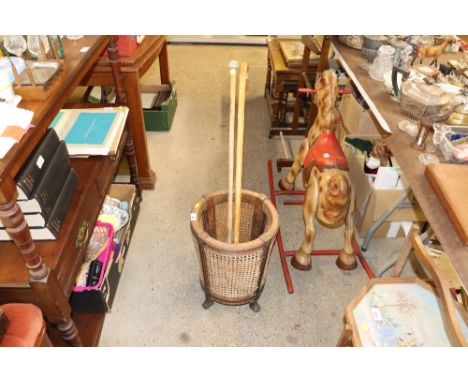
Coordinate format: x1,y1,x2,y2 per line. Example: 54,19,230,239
336,188,357,270
291,178,318,271
278,138,308,191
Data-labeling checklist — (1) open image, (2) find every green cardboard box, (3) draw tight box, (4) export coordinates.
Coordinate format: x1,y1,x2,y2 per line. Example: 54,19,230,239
142,82,177,132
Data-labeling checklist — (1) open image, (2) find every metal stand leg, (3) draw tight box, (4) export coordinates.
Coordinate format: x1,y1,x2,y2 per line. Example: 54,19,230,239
361,193,412,252
249,301,261,313
202,298,214,310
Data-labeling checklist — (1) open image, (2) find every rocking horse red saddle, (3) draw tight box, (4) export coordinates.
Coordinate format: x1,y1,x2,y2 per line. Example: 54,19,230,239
303,129,348,174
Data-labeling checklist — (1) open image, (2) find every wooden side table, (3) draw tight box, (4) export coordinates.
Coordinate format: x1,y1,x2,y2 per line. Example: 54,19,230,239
264,38,319,137
82,36,170,190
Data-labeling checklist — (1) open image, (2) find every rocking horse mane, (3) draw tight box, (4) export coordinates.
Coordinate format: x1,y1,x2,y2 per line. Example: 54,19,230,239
313,71,339,135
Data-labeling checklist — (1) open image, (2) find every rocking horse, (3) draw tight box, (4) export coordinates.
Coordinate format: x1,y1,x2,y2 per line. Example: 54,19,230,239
278,70,356,271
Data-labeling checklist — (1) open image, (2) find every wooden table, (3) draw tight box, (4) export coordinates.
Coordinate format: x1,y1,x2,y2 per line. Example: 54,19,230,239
0,36,140,346
332,38,468,289
264,38,319,137
82,36,170,190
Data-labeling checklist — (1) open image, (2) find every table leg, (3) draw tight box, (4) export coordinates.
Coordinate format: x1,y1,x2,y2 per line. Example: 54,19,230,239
159,41,170,85
107,37,156,190
123,71,156,190
272,91,282,125
0,178,82,346
279,92,288,123
265,56,272,97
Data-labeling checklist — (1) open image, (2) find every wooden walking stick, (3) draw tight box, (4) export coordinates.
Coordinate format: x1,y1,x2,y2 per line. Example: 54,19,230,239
227,60,239,243
233,62,249,244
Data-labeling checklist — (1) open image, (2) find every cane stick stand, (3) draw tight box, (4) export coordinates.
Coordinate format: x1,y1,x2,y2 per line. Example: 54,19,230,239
233,62,249,244
191,61,279,312
227,60,239,243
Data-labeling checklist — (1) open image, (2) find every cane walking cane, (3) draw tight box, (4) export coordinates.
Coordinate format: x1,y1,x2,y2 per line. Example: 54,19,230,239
233,62,249,244
227,60,239,243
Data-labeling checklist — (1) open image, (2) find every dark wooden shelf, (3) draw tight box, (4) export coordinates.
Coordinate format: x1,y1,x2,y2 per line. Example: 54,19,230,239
0,37,142,346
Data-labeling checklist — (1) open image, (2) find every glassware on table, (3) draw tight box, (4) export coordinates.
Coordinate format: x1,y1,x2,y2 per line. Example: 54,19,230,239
369,45,395,81
418,137,440,165
66,35,83,40
27,36,50,59
415,116,439,165
3,35,27,57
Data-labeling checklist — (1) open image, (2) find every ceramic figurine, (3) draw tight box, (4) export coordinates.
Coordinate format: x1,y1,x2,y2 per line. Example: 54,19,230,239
411,36,458,67
278,70,356,271
370,140,392,167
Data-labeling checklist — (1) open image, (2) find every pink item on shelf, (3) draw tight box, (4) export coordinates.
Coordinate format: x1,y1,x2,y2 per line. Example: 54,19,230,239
72,222,114,292
453,143,468,161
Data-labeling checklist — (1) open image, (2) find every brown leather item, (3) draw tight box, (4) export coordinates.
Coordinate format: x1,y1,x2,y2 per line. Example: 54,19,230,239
425,163,468,245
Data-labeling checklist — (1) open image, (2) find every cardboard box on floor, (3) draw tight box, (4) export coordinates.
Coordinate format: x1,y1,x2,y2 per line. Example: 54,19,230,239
343,140,426,238
141,82,177,132
338,93,387,136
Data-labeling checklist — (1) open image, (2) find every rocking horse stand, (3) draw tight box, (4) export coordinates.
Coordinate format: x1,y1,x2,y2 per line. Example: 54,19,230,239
267,160,375,294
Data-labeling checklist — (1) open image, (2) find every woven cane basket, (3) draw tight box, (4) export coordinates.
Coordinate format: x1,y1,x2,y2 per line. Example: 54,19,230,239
190,190,279,308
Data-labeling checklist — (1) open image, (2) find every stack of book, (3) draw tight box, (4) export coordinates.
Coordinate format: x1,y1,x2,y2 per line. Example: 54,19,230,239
49,106,129,156
0,129,79,240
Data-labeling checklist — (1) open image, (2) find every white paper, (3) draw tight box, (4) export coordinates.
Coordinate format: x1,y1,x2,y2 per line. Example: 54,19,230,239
374,166,404,190
141,93,158,109
0,103,34,134
386,222,401,238
0,137,16,159
36,155,44,169
400,221,413,237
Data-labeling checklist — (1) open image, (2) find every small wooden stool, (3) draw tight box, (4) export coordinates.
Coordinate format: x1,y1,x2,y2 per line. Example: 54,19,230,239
265,37,322,137
0,303,52,347
337,226,468,347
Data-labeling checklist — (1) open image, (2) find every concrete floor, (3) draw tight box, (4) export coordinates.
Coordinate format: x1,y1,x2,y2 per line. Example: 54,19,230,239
99,43,406,346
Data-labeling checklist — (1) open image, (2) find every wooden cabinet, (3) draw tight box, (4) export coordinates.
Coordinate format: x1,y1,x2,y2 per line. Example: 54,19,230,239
0,36,141,346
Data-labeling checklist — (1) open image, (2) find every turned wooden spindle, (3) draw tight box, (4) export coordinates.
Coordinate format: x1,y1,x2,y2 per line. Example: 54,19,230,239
0,177,82,346
107,37,128,105
107,36,142,198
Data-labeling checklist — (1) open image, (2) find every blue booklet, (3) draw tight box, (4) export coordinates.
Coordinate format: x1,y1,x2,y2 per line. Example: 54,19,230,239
65,112,117,145
48,107,128,156
49,111,64,129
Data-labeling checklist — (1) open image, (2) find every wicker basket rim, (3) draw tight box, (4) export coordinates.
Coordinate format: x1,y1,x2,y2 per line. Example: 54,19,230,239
190,189,279,252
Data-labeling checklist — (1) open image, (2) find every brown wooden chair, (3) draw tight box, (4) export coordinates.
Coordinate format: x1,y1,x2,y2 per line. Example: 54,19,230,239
277,36,331,171
337,225,468,347
0,303,52,347
291,35,331,133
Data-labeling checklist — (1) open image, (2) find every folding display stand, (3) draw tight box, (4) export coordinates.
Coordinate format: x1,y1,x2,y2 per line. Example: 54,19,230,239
267,160,375,294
